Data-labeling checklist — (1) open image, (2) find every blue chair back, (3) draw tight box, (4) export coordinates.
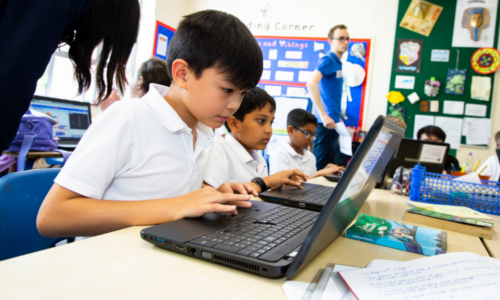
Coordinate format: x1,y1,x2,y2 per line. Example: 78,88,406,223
0,168,64,261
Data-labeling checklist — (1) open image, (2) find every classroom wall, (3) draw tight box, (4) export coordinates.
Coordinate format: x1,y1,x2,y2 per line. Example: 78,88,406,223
184,0,399,130
151,0,500,165
155,0,188,30
134,0,158,77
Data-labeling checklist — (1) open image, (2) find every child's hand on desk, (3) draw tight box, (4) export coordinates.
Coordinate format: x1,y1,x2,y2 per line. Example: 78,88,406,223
177,187,252,218
216,182,258,197
324,164,345,175
264,169,307,190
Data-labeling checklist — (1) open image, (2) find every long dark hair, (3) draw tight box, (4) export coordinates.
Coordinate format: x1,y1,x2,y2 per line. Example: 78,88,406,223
68,0,140,103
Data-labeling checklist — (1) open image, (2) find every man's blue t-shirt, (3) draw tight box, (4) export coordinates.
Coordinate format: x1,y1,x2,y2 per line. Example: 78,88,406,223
313,51,343,123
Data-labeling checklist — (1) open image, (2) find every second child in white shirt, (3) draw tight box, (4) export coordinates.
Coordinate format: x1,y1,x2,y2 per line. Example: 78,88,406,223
204,87,307,192
270,109,344,178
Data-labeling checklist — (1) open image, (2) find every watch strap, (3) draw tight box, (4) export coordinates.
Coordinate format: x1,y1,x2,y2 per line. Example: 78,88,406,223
251,177,268,192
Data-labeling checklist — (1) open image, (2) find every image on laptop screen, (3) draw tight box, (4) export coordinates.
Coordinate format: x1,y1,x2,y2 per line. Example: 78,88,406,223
30,97,91,146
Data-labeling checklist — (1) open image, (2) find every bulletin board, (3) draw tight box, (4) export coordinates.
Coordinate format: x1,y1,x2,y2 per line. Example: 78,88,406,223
255,36,371,129
152,21,176,60
388,0,500,151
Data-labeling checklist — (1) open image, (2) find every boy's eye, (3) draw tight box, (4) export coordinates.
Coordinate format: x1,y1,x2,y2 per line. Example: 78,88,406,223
222,88,234,93
258,119,265,124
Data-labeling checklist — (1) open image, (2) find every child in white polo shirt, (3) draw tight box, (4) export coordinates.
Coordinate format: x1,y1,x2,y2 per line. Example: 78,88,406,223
269,109,344,178
204,87,307,193
37,10,264,238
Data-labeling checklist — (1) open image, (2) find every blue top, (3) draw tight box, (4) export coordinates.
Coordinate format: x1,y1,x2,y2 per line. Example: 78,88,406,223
0,0,92,153
313,51,343,123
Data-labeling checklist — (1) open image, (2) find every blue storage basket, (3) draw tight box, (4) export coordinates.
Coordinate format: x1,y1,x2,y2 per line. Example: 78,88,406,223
409,164,500,216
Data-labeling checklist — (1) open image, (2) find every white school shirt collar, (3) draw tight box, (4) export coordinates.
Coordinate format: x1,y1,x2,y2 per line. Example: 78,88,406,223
284,142,312,162
225,133,268,174
144,83,214,137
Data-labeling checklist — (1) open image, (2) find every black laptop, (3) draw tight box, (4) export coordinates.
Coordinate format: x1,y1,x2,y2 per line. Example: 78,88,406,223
30,95,92,149
386,138,449,178
141,116,404,279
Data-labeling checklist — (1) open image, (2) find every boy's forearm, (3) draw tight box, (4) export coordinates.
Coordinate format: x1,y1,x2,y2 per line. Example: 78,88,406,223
37,186,184,237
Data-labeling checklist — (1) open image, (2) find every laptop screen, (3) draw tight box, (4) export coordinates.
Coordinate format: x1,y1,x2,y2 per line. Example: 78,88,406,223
386,138,450,177
286,116,404,279
30,96,91,145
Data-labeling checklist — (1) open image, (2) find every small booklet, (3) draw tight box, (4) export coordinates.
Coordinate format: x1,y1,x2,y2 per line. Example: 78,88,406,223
338,252,500,300
345,213,447,256
407,201,493,220
407,207,493,227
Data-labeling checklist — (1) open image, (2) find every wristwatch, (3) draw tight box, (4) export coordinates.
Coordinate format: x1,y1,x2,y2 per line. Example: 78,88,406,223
251,177,268,192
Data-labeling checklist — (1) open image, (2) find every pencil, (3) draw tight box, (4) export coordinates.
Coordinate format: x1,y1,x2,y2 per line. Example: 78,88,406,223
478,165,487,175
472,161,480,172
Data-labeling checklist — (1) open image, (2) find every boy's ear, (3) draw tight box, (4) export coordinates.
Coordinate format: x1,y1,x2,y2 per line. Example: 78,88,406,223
287,125,295,136
227,116,239,134
171,59,189,89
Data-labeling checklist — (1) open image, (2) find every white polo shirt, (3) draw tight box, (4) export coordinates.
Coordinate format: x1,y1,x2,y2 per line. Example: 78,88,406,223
204,134,268,188
55,84,213,200
269,143,317,175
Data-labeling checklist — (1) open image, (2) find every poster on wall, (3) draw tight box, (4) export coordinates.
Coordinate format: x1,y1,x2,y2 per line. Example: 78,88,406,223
153,21,176,61
395,39,423,73
452,0,498,48
399,0,443,37
255,36,371,129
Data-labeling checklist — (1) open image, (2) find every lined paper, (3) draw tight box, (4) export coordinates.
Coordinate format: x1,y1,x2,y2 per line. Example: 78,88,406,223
339,252,500,300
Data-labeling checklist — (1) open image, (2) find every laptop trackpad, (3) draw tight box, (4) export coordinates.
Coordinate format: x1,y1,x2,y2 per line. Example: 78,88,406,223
145,207,259,243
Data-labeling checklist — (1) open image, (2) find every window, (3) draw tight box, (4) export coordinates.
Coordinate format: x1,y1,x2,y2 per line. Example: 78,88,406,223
35,43,137,103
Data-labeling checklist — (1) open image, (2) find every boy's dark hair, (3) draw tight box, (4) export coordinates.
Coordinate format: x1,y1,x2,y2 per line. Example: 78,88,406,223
287,109,318,128
417,125,446,141
138,58,171,92
167,10,263,91
327,24,348,40
224,87,276,132
68,0,140,103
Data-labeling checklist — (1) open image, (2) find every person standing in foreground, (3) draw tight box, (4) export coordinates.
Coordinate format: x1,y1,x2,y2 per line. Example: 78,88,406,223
306,24,349,170
0,0,140,153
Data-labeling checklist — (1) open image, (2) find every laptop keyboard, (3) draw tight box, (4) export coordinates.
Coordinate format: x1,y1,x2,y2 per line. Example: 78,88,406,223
290,186,334,203
189,206,320,259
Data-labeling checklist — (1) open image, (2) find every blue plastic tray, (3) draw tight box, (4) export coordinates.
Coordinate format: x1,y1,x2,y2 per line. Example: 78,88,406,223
409,164,500,216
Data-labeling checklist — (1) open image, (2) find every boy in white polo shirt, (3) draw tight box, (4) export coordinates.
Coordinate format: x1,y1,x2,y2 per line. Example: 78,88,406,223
204,87,307,193
37,10,263,238
269,109,344,178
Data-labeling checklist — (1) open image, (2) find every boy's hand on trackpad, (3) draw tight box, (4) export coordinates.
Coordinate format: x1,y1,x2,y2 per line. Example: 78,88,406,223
177,187,252,218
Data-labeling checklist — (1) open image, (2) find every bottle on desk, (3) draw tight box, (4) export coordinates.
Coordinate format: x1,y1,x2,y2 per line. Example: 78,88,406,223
465,152,474,173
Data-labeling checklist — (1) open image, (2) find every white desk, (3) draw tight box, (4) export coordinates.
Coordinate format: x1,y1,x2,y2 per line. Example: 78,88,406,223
0,177,489,299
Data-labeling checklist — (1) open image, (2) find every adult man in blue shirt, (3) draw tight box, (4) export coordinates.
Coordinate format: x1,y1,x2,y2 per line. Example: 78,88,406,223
306,24,349,170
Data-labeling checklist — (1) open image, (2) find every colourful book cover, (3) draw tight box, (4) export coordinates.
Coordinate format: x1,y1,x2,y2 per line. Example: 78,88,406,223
346,213,447,256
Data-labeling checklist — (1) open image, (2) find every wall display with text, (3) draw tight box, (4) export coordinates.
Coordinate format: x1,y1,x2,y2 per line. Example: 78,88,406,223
395,39,424,73
389,0,500,150
255,36,371,129
152,21,176,61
